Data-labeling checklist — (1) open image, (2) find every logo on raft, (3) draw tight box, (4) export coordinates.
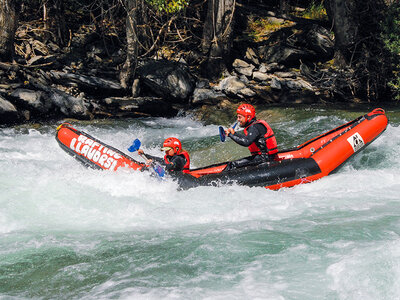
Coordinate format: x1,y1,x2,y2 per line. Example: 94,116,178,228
347,132,365,152
70,134,122,170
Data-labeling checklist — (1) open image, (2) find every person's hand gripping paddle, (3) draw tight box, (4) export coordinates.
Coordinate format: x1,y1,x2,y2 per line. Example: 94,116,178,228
219,122,237,142
128,139,165,178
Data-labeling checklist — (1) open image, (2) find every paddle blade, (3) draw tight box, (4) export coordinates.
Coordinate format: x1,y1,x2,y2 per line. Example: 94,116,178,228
219,126,226,142
153,164,165,178
128,138,141,152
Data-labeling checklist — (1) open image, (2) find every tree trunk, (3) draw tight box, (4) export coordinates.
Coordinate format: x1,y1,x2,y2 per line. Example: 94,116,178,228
52,0,68,46
43,0,68,46
0,0,18,62
201,0,235,79
324,0,391,101
324,0,358,67
120,0,139,92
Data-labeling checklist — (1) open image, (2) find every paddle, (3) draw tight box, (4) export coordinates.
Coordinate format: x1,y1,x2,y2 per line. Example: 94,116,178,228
219,122,238,142
128,139,165,178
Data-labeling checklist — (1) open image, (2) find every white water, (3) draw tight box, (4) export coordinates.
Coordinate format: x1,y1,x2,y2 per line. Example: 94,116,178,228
1,108,400,299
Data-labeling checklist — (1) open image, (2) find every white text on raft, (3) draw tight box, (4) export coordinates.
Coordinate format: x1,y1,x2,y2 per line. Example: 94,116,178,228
69,135,122,170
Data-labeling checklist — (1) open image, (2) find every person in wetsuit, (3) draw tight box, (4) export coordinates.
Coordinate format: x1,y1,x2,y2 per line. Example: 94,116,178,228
224,103,278,170
138,137,190,172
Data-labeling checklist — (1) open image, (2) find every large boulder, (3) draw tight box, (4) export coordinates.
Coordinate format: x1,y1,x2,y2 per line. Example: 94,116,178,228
10,89,52,114
47,88,90,119
260,44,316,66
191,88,226,105
137,60,196,102
233,59,255,77
0,96,19,124
258,24,334,66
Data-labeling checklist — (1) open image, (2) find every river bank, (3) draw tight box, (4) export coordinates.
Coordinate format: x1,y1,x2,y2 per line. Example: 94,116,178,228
0,3,396,127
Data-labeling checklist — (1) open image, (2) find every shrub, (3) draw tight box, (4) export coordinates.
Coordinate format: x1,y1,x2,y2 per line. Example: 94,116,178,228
382,2,400,100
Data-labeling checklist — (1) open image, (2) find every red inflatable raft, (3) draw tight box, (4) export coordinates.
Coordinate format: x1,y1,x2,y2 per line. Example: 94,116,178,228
55,108,388,190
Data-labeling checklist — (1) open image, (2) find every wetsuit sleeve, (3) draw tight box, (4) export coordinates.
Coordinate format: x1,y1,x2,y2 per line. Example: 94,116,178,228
165,155,186,172
141,153,165,165
228,124,264,146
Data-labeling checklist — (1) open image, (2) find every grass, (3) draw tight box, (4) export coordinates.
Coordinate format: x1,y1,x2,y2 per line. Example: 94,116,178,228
247,17,294,42
300,1,328,21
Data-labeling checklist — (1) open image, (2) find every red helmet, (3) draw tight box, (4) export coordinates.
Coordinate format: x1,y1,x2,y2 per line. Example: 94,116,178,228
237,104,256,120
161,137,182,154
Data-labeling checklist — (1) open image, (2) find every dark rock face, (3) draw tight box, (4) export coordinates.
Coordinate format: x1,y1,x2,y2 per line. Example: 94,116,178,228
261,44,316,66
137,60,196,102
258,24,334,66
49,71,125,97
11,89,51,115
47,89,90,118
305,24,334,59
102,96,177,117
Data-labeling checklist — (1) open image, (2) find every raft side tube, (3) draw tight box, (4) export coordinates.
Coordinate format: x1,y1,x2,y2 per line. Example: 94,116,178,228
177,158,322,189
55,123,144,171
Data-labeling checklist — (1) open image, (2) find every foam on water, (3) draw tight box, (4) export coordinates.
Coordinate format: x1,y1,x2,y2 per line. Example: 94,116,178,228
1,111,400,299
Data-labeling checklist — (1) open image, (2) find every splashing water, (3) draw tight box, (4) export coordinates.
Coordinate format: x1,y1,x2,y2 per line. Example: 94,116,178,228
1,107,400,299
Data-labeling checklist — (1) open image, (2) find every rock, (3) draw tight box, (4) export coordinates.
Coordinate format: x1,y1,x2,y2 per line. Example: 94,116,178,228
239,75,250,84
102,96,177,117
245,48,260,65
217,76,255,99
274,72,297,78
266,16,285,25
270,77,282,90
239,87,256,98
0,96,19,124
259,63,285,73
284,78,314,91
268,76,314,92
137,59,196,102
191,88,226,105
11,88,52,114
257,24,334,66
196,79,210,89
261,44,316,66
252,72,275,81
49,71,125,96
48,88,90,118
218,76,246,94
232,59,255,77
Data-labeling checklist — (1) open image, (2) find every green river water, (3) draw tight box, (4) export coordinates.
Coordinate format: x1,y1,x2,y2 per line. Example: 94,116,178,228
1,105,400,299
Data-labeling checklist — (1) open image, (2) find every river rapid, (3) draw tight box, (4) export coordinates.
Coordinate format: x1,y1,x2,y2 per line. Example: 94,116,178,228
1,106,400,299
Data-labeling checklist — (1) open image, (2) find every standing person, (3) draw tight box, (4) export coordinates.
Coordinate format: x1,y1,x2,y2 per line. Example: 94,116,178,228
138,137,190,173
224,103,278,170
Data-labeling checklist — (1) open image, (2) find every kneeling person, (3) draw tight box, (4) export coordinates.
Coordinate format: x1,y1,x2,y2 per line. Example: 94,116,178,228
225,104,278,170
139,137,190,173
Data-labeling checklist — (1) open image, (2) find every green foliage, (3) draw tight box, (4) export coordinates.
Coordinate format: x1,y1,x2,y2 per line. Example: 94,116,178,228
301,1,327,21
382,2,400,100
146,0,189,14
247,17,293,42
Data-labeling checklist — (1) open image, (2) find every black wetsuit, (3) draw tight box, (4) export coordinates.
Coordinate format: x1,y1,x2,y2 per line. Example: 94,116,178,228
143,153,187,172
226,118,276,170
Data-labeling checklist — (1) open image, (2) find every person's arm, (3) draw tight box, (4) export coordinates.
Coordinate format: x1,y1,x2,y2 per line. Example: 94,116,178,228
228,125,261,146
138,151,165,165
165,155,186,171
